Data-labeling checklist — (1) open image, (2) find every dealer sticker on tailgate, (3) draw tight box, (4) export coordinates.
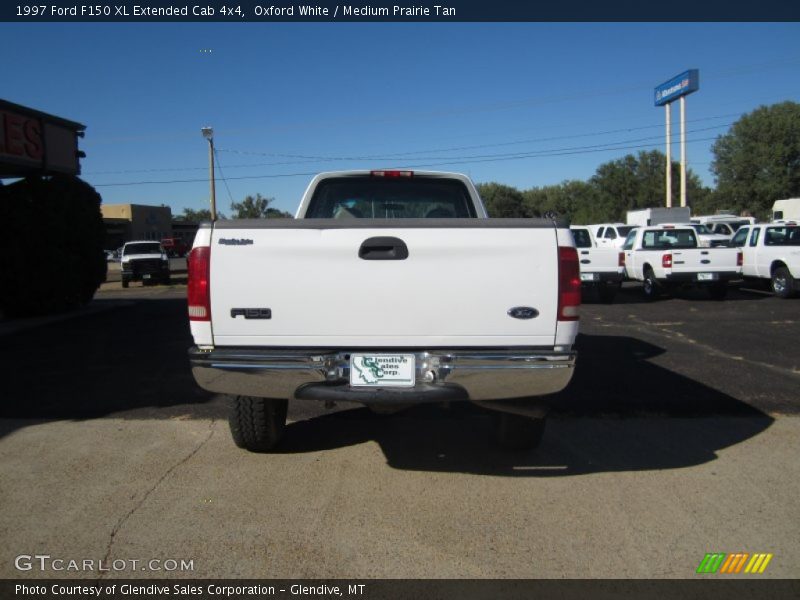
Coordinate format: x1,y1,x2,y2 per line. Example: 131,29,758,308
350,354,415,387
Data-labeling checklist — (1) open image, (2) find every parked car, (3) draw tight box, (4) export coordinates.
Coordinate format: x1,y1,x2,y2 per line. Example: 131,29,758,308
570,226,625,303
730,223,800,298
622,225,742,300
161,237,189,258
591,223,638,249
187,169,581,451
120,241,171,288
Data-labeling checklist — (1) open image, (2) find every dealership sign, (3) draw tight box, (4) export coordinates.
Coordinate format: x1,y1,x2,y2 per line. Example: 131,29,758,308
654,69,700,106
0,99,85,177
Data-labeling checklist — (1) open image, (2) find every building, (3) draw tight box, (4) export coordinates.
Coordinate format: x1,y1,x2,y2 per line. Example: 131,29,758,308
101,204,172,249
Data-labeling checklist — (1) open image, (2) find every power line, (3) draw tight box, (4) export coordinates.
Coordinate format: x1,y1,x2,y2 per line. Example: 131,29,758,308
92,135,721,188
212,146,236,205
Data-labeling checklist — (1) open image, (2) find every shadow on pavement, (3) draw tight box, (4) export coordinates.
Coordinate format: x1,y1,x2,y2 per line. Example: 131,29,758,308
0,298,223,433
0,299,774,476
277,333,773,475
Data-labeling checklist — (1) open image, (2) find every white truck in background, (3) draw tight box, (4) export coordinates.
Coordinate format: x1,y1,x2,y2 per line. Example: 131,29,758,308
187,170,581,452
627,207,691,227
772,198,800,223
570,226,626,303
622,225,742,300
729,223,800,298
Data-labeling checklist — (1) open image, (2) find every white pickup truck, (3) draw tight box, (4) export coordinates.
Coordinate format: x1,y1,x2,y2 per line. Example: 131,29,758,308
622,225,742,300
187,170,580,451
729,223,800,298
570,226,626,303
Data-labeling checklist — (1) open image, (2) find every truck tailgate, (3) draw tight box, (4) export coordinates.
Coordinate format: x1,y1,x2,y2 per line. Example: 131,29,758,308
669,247,740,274
208,220,560,347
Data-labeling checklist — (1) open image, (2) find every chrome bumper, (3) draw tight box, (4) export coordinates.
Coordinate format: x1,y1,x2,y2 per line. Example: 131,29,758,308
189,347,576,403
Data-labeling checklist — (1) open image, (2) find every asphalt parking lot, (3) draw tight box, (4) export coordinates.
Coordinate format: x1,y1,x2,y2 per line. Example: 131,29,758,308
0,282,798,579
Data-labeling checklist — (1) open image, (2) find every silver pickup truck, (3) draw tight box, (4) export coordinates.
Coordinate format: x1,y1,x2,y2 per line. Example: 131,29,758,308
187,170,580,452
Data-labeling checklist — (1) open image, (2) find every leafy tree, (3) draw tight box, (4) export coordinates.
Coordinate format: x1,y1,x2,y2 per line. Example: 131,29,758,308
476,182,528,217
590,150,709,221
711,101,800,217
177,207,223,222
230,193,293,219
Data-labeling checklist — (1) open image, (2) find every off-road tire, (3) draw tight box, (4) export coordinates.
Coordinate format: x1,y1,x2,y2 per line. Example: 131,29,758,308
229,396,288,452
495,413,546,451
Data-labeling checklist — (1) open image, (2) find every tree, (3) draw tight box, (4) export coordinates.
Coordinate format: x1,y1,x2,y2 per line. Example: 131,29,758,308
476,182,528,217
230,193,293,219
590,150,709,221
178,207,223,222
711,101,800,217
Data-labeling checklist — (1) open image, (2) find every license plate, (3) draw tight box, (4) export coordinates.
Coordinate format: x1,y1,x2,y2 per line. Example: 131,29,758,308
580,273,598,282
143,274,152,279
350,354,415,387
697,272,717,281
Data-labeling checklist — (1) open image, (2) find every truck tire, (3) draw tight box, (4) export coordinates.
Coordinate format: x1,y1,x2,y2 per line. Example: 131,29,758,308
495,413,546,451
707,283,728,300
642,268,660,301
121,278,129,288
228,396,288,452
771,267,795,299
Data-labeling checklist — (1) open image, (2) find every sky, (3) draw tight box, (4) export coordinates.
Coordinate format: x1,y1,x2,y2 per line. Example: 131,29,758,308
3,22,800,216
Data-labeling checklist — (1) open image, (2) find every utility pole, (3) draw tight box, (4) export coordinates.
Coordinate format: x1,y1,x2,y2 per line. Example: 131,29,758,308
201,127,217,221
665,102,672,208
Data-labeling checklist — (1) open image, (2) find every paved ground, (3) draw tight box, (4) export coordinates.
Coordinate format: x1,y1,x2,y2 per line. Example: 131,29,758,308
0,283,798,579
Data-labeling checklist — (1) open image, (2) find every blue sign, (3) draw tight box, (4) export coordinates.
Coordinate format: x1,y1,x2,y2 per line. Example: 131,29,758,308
654,69,699,106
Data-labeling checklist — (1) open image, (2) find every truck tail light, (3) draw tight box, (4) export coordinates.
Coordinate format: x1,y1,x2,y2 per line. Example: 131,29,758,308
662,253,673,269
558,246,580,322
618,252,625,267
188,246,211,321
737,251,743,266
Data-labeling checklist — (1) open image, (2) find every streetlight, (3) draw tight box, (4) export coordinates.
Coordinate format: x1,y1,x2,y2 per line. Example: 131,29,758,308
201,126,217,221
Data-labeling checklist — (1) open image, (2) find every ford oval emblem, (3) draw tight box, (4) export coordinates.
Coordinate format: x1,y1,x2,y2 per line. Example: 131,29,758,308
508,306,539,320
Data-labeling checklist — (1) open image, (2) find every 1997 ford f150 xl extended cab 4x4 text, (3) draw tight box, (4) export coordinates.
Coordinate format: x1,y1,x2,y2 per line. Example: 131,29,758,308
187,170,580,451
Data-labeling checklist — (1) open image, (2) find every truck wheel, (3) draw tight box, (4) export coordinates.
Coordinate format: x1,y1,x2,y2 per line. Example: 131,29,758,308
228,396,288,452
771,267,795,299
121,278,129,288
642,269,660,301
495,413,546,451
708,283,728,300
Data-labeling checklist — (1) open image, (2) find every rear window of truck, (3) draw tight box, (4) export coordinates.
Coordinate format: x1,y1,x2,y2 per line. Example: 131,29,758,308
305,176,477,219
571,228,593,248
642,229,698,249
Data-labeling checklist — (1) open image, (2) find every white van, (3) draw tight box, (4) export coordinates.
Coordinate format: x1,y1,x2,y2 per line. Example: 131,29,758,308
772,199,800,222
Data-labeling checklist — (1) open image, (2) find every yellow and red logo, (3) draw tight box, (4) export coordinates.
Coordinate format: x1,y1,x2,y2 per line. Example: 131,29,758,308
697,553,773,574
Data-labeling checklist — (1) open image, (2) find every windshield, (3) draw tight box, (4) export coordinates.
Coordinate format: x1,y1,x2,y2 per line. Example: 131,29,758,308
124,243,162,255
305,176,477,219
691,224,713,234
617,226,637,237
571,228,593,248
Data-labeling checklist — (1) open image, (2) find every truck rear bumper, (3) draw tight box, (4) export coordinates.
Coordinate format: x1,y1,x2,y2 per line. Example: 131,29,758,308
189,347,576,403
664,271,740,284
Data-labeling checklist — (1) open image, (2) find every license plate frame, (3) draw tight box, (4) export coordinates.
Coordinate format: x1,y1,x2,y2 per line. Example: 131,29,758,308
350,354,416,387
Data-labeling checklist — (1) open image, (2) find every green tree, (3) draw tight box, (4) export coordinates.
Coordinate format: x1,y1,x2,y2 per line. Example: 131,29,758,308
711,101,800,217
590,150,709,221
178,207,223,222
230,193,292,219
476,182,528,217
